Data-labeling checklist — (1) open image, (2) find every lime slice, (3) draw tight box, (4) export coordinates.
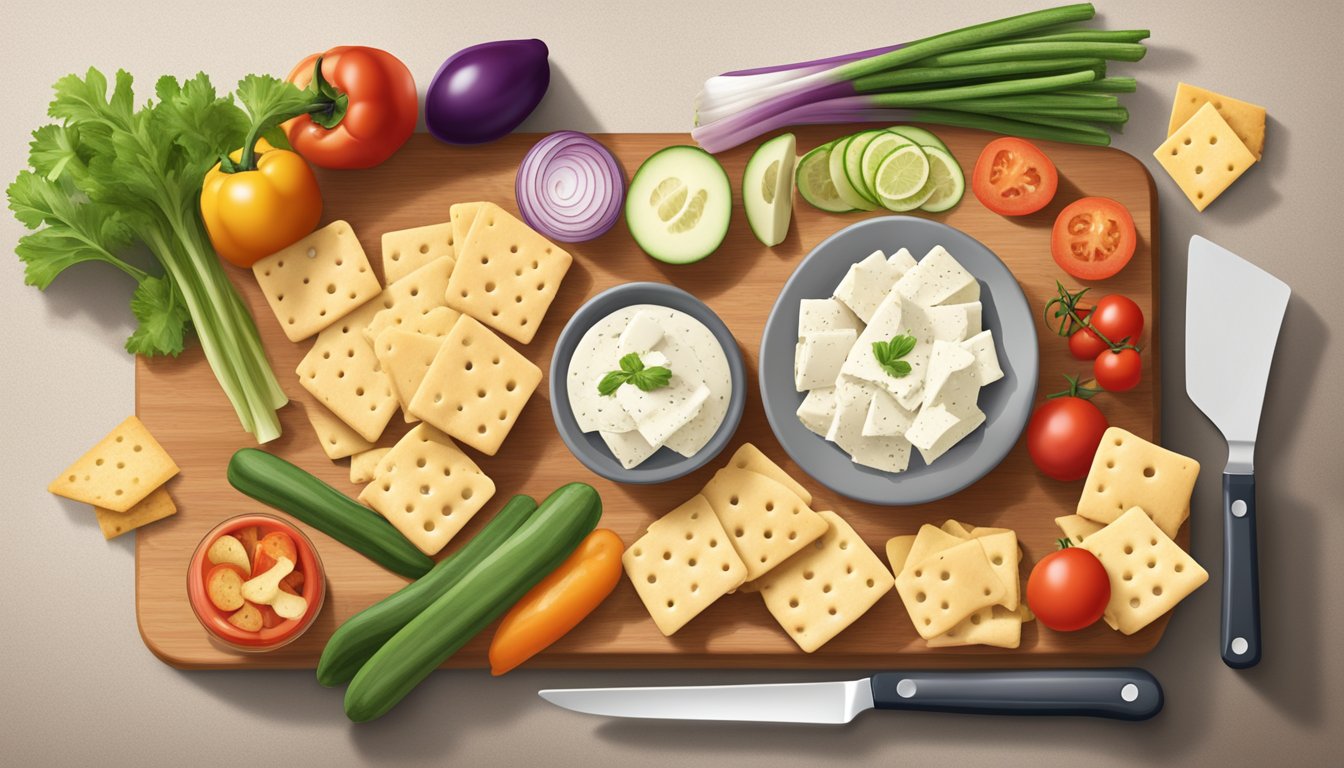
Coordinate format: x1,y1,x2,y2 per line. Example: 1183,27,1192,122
796,142,851,213
873,145,931,208
917,146,966,213
828,135,878,211
861,132,913,203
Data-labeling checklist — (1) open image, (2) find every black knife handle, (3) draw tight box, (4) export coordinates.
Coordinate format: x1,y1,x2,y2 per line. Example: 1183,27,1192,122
1222,472,1261,669
870,669,1162,721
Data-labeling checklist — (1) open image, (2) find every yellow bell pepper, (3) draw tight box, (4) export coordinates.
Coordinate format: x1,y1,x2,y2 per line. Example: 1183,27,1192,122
200,138,322,268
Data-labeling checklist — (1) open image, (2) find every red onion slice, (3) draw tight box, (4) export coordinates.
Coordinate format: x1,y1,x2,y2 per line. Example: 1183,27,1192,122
516,131,625,243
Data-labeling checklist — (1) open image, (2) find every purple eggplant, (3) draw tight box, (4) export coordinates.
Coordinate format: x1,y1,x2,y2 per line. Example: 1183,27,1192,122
425,39,551,145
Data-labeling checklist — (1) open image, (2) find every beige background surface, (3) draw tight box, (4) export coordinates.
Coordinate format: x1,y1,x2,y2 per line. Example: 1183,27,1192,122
2,1,1340,765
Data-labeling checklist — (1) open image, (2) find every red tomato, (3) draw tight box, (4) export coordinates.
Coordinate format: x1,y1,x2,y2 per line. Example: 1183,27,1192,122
1094,348,1143,392
1067,308,1109,360
1088,295,1144,343
1026,396,1109,481
1027,546,1110,631
972,137,1059,216
1051,197,1137,280
284,46,418,169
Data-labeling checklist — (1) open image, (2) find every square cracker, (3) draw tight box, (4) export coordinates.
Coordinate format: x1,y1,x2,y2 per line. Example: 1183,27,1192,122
358,432,495,556
894,539,1006,639
450,202,483,254
925,605,1025,649
1056,514,1106,545
904,524,966,571
623,495,748,636
252,220,381,342
1078,507,1208,635
382,222,456,284
407,315,542,456
1167,82,1266,159
972,530,1020,612
373,328,447,422
1154,103,1257,212
49,416,178,512
365,257,459,345
303,401,374,460
723,443,812,506
885,535,916,575
350,447,391,485
297,309,399,443
757,511,894,653
93,486,177,540
700,467,828,581
445,202,573,344
375,423,485,476
1077,427,1200,538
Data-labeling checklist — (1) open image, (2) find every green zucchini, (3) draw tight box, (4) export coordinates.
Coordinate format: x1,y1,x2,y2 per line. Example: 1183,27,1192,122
316,495,539,687
227,448,434,579
344,483,602,722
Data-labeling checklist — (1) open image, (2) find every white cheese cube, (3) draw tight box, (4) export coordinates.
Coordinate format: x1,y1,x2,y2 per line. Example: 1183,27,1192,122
796,386,837,437
863,389,917,437
833,250,901,322
794,329,858,391
895,245,979,307
799,298,863,338
960,330,1004,386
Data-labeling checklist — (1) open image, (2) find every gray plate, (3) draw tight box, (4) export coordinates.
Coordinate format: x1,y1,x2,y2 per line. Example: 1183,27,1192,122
759,216,1038,506
550,282,747,485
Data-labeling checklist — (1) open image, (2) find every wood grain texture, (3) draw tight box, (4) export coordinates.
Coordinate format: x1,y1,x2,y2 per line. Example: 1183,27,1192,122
135,127,1164,669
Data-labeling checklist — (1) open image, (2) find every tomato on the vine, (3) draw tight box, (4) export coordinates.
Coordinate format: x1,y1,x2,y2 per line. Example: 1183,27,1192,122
1026,380,1109,482
1068,309,1109,360
1027,544,1110,632
1088,295,1144,343
1094,347,1143,392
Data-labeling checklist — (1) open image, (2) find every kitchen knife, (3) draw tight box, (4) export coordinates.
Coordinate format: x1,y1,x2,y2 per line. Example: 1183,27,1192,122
540,669,1162,723
1186,235,1291,670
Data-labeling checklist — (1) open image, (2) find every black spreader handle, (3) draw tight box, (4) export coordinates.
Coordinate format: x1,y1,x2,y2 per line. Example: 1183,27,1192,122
870,668,1162,721
1222,472,1262,669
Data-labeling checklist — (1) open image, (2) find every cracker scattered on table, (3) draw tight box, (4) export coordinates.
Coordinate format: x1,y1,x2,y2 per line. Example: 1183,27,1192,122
925,605,1026,649
1078,506,1208,635
349,447,391,485
252,220,381,342
623,495,748,636
407,315,542,456
297,310,399,443
373,328,447,423
1056,514,1107,545
1166,82,1266,159
1154,102,1258,212
972,530,1021,612
723,443,813,506
905,524,966,570
381,222,456,284
885,534,916,576
303,400,375,460
445,202,573,344
699,467,828,581
358,430,495,556
93,486,177,540
376,423,484,475
49,416,179,512
757,511,894,653
450,202,483,255
894,538,1007,640
365,257,459,345
1077,427,1200,538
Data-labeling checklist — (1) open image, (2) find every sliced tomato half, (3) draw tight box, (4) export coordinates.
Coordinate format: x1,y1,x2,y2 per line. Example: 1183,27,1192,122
971,137,1059,216
1051,196,1137,281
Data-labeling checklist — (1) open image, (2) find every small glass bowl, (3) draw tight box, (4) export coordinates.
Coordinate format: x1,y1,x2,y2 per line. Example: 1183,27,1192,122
186,513,326,653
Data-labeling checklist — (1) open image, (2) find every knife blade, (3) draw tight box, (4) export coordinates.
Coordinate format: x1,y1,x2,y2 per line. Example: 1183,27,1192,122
1186,235,1291,670
540,669,1162,723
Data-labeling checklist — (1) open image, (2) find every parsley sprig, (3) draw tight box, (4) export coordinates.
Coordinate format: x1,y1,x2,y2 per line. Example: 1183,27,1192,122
872,334,917,378
598,353,672,396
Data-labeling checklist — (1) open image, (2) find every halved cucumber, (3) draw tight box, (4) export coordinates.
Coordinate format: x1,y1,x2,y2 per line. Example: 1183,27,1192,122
860,132,914,206
917,145,966,213
841,130,885,205
796,141,851,213
828,135,878,211
743,133,797,247
888,125,950,154
626,146,732,264
873,145,933,212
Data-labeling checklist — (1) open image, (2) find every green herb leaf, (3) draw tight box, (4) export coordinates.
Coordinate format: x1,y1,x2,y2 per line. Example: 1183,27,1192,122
597,371,629,397
630,366,672,392
872,333,917,378
126,275,189,356
618,352,644,374
598,354,672,396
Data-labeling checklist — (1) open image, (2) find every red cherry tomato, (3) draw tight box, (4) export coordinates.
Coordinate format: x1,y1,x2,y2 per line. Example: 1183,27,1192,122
1088,294,1144,343
1067,309,1109,360
1027,546,1110,631
1026,396,1109,481
1094,348,1143,392
972,137,1059,216
1051,197,1137,281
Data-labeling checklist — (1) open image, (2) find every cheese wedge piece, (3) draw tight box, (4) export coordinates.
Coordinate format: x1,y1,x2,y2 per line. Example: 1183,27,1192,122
794,329,858,391
887,247,918,274
1167,82,1266,159
895,246,978,307
599,429,661,470
615,348,709,447
863,389,916,438
798,298,862,337
960,330,1004,386
921,340,978,412
618,311,664,354
833,250,900,323
908,403,986,465
796,386,837,437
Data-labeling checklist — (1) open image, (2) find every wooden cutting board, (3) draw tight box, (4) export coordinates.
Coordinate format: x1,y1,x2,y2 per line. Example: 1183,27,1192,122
136,127,1162,669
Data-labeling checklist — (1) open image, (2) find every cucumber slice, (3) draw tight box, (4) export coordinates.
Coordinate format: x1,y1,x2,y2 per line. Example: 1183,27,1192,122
796,142,851,213
743,133,797,247
873,145,933,212
917,146,966,213
860,132,914,205
887,125,950,154
828,135,878,211
625,146,731,264
842,130,885,205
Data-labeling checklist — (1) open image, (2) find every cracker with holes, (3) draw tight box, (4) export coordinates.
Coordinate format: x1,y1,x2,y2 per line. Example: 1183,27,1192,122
722,443,813,506
358,429,495,556
1056,514,1106,545
296,308,399,443
48,416,178,512
303,401,374,460
894,538,1007,640
925,605,1027,649
1078,506,1208,635
374,328,447,422
407,315,542,456
365,257,459,345
445,202,573,344
971,530,1020,611
382,222,456,284
375,423,484,475
757,511,894,653
349,447,390,485
623,495,748,636
450,202,483,253
93,486,177,540
1077,427,1200,538
699,467,828,581
252,220,382,342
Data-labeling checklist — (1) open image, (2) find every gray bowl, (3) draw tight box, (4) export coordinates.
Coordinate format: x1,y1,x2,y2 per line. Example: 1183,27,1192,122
759,216,1038,506
550,282,747,484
